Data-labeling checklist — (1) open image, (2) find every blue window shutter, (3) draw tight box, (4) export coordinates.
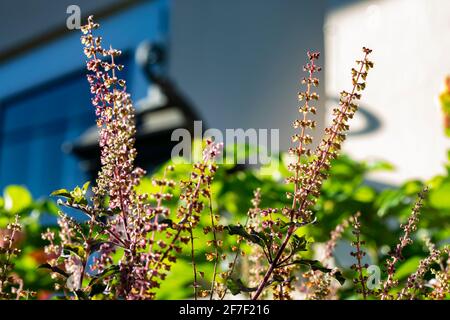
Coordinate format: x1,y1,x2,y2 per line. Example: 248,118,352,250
0,0,169,198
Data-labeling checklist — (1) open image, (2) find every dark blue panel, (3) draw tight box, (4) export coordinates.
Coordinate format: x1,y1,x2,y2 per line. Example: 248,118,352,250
0,71,94,197
0,0,169,198
0,55,129,198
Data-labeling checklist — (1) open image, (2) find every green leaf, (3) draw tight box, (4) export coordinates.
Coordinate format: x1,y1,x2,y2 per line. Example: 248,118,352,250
375,189,405,217
88,240,108,253
401,180,423,196
52,184,90,205
159,218,175,229
226,278,257,295
429,181,450,210
89,283,107,297
82,181,90,193
50,189,72,198
135,177,153,195
153,260,194,299
290,259,328,271
71,186,87,205
37,199,59,215
63,244,86,260
75,290,89,300
290,259,346,285
225,225,269,249
394,256,421,280
88,265,120,287
272,274,284,283
290,234,308,254
0,216,8,229
367,160,395,172
38,263,69,278
439,91,450,113
353,186,376,203
3,185,33,214
332,271,346,286
226,275,286,295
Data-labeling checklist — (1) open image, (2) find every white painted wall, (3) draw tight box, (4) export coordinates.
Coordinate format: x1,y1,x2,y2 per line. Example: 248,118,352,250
169,0,326,152
325,0,450,184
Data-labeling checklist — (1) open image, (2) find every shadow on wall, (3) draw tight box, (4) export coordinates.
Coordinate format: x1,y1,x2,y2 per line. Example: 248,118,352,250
327,97,382,136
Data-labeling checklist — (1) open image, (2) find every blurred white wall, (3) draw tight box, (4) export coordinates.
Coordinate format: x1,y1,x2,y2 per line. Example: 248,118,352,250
325,0,450,184
169,0,326,152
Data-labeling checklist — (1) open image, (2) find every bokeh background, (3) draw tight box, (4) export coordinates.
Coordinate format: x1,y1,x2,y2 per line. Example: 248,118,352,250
1,0,450,300
1,0,449,199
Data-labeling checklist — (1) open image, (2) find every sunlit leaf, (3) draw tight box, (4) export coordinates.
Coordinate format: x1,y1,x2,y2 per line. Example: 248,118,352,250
401,180,423,196
226,278,257,295
82,181,91,193
290,234,308,254
63,244,87,260
429,181,450,210
353,186,376,203
4,185,33,214
89,265,120,287
366,160,395,172
290,259,346,285
225,225,270,249
394,256,421,280
375,189,405,217
50,189,72,198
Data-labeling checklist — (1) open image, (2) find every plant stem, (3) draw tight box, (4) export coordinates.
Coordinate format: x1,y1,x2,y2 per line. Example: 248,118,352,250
219,215,250,300
148,173,203,287
115,168,131,243
353,216,368,300
149,169,167,254
207,191,219,300
252,53,369,300
252,224,295,300
190,228,198,300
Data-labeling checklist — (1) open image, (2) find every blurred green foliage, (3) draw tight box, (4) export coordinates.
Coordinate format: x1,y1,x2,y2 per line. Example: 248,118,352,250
1,148,449,299
439,76,450,137
0,185,58,299
140,148,450,299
